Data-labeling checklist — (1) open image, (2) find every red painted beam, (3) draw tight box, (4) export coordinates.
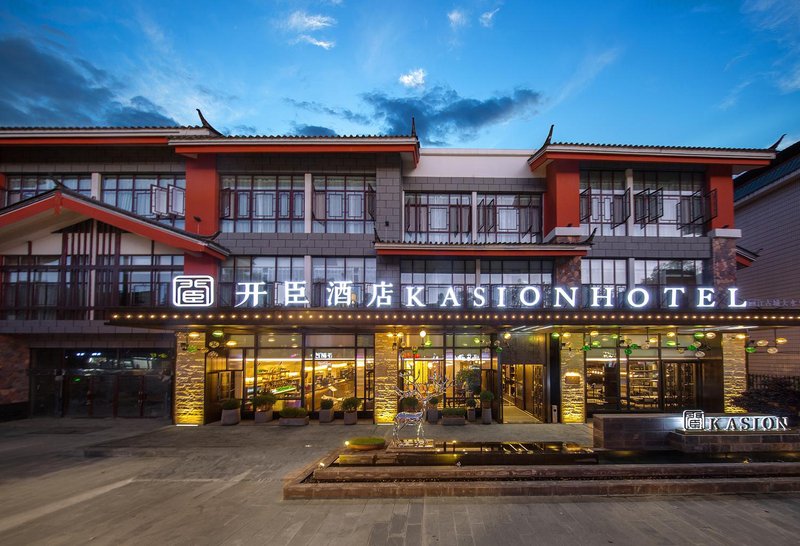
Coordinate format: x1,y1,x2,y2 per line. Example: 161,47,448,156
529,151,771,171
0,137,169,146
173,143,420,164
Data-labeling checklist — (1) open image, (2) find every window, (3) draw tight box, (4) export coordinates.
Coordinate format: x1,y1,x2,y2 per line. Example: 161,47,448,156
0,256,62,319
400,259,476,306
101,175,185,228
479,259,553,308
634,259,706,306
311,257,376,307
405,193,471,243
632,171,706,237
219,256,305,307
477,193,542,243
2,175,91,207
581,259,628,307
312,175,375,234
95,255,183,312
220,175,304,233
579,170,629,236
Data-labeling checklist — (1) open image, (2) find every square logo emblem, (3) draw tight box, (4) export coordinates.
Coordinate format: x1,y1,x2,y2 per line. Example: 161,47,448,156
682,409,705,431
172,275,215,307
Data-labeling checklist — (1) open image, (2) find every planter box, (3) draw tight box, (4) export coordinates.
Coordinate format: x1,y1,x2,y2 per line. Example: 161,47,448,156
426,408,439,423
221,409,240,426
254,409,273,423
279,416,309,426
343,411,358,425
467,409,476,422
318,409,334,423
442,416,466,426
482,408,493,424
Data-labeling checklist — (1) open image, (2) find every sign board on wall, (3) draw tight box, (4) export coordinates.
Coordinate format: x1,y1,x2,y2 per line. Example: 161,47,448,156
682,410,790,432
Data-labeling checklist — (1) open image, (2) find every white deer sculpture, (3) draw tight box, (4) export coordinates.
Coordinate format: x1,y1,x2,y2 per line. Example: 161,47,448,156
392,369,453,446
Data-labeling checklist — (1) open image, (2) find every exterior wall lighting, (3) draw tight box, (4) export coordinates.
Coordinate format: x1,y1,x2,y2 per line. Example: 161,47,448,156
502,331,512,340
419,329,427,339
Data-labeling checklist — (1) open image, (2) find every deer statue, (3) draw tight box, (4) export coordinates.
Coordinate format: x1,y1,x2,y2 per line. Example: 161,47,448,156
392,368,453,446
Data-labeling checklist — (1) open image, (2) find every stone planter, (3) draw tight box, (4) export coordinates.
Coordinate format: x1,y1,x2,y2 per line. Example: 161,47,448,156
318,409,334,423
221,409,240,426
279,416,309,426
343,411,358,425
442,416,466,426
482,407,493,424
426,408,439,424
467,409,476,422
254,409,273,423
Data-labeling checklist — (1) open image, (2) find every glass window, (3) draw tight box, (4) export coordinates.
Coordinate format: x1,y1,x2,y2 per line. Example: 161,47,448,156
219,256,305,307
312,174,375,234
95,254,183,311
633,259,706,306
3,174,91,207
101,175,185,228
632,171,705,237
404,193,471,243
477,193,542,243
479,259,553,308
311,257,376,306
579,170,628,236
581,259,628,307
400,259,476,306
220,175,304,233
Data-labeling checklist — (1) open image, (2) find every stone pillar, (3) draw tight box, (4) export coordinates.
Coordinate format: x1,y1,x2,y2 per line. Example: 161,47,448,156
0,335,29,407
174,332,206,425
722,333,746,413
711,236,738,302
560,338,585,423
554,254,581,285
374,333,399,424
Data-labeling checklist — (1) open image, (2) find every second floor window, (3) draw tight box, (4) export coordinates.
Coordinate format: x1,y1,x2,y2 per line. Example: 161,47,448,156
2,174,91,207
632,171,706,237
312,175,375,234
101,175,185,228
477,193,542,243
405,193,471,243
220,175,305,233
580,170,629,236
95,255,183,311
311,257,376,306
219,256,305,307
581,259,628,306
400,259,476,305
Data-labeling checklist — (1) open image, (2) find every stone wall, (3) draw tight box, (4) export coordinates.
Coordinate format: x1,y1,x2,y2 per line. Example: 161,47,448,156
0,335,29,405
560,337,585,423
174,332,206,425
723,333,746,412
373,333,399,424
711,237,738,299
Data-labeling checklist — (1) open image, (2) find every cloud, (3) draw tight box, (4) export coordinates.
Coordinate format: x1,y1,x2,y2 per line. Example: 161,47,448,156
220,124,259,136
551,48,620,108
0,37,176,126
448,9,467,29
285,98,370,124
292,123,338,137
295,34,335,49
742,0,800,92
717,80,752,110
286,11,336,32
479,8,500,27
361,86,541,145
399,68,426,88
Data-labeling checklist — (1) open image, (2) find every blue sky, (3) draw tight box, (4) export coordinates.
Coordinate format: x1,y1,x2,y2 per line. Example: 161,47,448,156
0,0,799,148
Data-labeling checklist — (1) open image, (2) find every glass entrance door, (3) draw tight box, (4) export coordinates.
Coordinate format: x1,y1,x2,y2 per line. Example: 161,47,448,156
663,361,698,411
501,364,544,423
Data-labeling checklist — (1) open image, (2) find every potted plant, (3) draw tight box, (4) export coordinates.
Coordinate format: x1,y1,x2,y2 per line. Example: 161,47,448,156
442,407,466,426
279,406,309,426
220,398,241,426
399,396,420,412
427,396,440,423
479,390,495,424
342,396,361,425
466,398,477,422
318,398,335,423
253,392,276,424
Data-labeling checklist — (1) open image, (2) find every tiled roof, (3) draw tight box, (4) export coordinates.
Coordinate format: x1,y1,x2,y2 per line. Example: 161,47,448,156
170,133,416,140
734,140,800,201
548,141,772,153
0,187,229,256
0,125,196,131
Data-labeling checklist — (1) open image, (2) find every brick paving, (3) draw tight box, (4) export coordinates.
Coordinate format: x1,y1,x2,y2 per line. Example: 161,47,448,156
0,418,799,545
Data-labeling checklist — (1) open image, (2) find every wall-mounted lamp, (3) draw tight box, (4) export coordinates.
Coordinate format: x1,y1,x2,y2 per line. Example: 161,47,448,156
564,372,581,386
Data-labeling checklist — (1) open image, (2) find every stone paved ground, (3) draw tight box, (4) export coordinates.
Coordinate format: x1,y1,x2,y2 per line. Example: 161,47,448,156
1,418,800,545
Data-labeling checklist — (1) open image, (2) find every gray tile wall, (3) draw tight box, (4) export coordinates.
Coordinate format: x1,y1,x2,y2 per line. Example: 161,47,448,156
588,236,712,259
0,146,184,173
215,233,377,257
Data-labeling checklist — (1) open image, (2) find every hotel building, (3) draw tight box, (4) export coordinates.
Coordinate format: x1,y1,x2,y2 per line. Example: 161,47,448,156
0,119,795,425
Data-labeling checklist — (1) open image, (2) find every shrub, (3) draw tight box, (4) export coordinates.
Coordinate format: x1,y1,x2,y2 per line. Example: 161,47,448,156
400,397,419,411
456,368,482,394
732,377,800,418
428,396,440,406
465,398,477,408
280,407,308,418
221,399,240,410
342,396,361,412
253,393,276,410
442,407,466,417
320,398,334,410
479,390,495,404
347,437,386,446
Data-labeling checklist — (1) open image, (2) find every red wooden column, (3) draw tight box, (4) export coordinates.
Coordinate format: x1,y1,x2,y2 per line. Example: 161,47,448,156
183,154,220,275
706,164,739,299
543,160,581,239
707,164,735,230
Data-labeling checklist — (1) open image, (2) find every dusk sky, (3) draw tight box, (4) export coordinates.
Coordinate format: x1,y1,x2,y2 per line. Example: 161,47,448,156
1,1,799,149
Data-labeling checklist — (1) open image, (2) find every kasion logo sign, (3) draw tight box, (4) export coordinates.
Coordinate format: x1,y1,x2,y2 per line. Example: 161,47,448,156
172,276,215,307
682,410,789,432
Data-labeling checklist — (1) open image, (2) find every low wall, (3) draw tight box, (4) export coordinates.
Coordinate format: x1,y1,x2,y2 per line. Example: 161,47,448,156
593,413,682,450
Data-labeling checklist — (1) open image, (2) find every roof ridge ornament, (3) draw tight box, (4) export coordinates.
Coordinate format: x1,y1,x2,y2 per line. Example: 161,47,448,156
543,124,554,147
411,116,417,138
196,109,222,136
769,134,786,151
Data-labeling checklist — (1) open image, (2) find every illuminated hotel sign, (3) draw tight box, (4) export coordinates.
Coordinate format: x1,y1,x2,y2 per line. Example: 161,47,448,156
682,410,789,432
171,276,748,310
